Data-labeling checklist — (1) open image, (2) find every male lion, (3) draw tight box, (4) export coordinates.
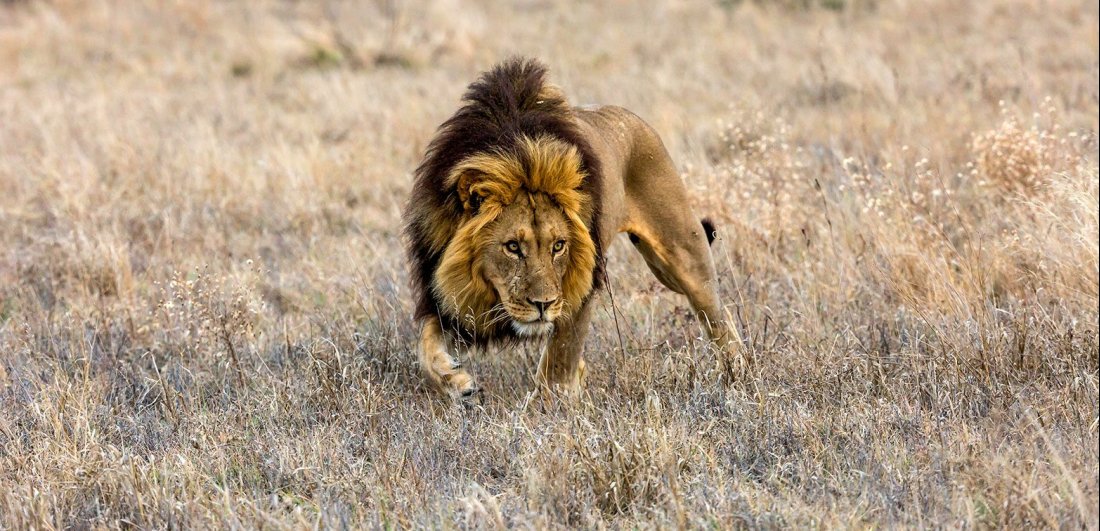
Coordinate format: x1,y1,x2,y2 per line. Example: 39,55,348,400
403,58,744,401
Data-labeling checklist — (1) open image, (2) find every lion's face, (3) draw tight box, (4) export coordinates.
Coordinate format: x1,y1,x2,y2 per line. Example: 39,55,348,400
430,135,598,339
481,193,572,336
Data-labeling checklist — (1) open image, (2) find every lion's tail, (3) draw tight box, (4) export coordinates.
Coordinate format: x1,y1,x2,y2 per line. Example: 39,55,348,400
701,218,717,246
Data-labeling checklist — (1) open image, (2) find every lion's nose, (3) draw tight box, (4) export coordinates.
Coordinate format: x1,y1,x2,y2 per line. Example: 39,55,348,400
527,297,557,318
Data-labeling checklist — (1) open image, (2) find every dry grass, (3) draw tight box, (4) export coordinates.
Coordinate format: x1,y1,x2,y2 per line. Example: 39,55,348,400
1,0,1098,528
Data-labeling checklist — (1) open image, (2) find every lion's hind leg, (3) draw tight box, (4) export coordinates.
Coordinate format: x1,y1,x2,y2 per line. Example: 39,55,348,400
418,319,480,402
624,217,749,381
614,112,748,379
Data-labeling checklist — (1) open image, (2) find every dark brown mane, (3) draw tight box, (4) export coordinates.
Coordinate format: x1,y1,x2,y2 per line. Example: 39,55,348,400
402,57,605,343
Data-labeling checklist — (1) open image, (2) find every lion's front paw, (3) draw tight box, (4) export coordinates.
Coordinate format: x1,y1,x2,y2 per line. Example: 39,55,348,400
536,357,587,401
431,361,481,404
445,367,482,403
418,320,482,404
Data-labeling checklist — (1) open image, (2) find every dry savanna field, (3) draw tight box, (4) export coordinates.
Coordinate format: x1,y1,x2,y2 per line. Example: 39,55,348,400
1,0,1098,528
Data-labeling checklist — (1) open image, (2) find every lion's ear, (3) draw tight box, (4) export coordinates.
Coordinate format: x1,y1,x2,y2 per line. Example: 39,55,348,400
454,170,485,213
451,162,516,213
471,193,485,212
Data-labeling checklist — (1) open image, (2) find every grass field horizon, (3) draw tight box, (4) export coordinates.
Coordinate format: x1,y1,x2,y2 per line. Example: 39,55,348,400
1,0,1097,528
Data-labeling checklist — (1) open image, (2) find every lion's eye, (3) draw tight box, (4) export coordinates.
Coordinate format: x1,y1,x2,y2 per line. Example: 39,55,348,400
504,241,522,255
552,240,566,254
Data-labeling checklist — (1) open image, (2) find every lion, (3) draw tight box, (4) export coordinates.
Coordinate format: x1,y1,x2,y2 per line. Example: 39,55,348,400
402,57,745,401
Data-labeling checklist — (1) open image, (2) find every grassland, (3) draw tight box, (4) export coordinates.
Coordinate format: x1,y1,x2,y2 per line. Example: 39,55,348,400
0,0,1097,528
